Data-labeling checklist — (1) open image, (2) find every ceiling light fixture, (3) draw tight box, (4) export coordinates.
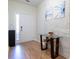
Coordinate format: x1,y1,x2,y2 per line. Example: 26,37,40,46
25,0,30,2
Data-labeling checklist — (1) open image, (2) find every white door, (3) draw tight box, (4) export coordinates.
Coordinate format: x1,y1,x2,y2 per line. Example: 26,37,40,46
16,13,35,43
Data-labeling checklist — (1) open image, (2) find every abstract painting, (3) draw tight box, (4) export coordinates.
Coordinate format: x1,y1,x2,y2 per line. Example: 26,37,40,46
53,1,65,18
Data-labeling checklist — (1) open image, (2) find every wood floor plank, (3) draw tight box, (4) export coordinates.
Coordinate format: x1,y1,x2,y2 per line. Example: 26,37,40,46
9,40,66,59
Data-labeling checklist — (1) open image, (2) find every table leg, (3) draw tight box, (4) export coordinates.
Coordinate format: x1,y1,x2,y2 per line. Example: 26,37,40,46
40,35,43,50
50,38,55,59
40,35,48,50
46,37,48,49
56,38,59,57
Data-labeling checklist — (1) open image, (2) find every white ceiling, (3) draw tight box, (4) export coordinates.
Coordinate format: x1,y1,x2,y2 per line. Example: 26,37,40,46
12,0,43,7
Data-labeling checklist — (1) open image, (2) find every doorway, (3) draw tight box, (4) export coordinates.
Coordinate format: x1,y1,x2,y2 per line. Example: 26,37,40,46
15,13,35,44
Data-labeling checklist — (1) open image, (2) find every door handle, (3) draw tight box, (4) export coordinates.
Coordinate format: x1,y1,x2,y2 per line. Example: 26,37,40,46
21,26,23,31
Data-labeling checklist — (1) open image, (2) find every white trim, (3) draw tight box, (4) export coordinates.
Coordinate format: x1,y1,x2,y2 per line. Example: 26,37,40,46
15,39,37,44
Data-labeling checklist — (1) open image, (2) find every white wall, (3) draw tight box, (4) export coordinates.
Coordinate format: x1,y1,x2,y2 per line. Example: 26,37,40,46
37,0,70,59
8,0,37,41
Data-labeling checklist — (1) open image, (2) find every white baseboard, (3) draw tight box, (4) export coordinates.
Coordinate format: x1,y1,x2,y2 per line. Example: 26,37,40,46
15,38,38,44
34,39,40,42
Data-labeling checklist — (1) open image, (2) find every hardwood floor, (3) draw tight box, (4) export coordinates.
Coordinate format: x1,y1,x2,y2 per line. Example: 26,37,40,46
8,41,66,59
